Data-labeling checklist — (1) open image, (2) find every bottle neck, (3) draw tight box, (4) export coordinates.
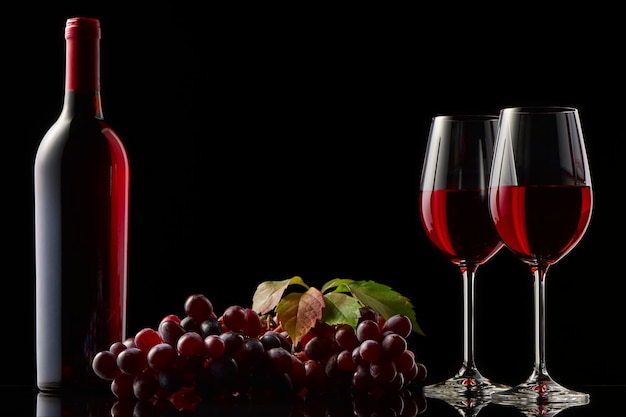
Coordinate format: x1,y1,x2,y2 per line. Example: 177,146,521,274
63,17,103,118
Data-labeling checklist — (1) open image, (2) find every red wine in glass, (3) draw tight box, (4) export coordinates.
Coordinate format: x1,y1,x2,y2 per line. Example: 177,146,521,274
489,106,592,406
420,189,503,265
490,185,592,264
419,115,507,400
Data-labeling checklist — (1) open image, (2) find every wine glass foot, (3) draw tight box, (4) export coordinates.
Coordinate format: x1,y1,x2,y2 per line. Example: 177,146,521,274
491,379,590,405
422,371,509,400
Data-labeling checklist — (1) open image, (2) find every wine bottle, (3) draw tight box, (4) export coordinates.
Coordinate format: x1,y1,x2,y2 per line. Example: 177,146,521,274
34,17,129,392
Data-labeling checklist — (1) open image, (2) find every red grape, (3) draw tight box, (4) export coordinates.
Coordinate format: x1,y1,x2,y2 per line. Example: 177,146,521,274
222,305,247,333
184,294,214,322
381,314,412,338
359,339,382,363
381,333,407,358
135,327,163,354
203,334,226,358
356,319,381,343
90,292,427,407
335,324,359,351
176,331,204,357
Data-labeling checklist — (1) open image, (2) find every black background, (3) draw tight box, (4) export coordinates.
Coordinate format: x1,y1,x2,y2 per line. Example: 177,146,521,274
5,4,622,391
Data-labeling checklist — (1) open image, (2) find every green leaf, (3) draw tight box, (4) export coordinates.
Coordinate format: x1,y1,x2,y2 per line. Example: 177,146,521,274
252,276,309,314
321,292,362,330
345,280,425,335
321,278,355,294
275,286,325,347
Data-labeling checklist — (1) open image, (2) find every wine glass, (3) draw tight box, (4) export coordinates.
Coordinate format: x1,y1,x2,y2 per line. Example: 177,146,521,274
419,115,509,399
488,106,592,405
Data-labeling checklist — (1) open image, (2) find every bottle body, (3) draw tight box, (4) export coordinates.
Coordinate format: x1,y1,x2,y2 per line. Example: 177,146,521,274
34,17,129,392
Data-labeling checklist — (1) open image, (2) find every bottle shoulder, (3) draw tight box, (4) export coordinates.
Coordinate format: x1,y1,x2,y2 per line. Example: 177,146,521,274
35,115,127,165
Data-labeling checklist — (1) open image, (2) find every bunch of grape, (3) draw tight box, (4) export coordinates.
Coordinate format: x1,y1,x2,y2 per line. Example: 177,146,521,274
92,294,427,413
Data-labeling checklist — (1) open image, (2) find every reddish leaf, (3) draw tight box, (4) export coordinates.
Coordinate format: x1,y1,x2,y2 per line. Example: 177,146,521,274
252,276,308,314
275,287,325,347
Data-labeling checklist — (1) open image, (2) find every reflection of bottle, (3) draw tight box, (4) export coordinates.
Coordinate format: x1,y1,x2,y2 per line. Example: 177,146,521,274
34,17,129,392
37,392,116,417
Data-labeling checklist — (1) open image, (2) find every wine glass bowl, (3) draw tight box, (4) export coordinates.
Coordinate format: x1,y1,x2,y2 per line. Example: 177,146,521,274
488,106,592,405
419,115,508,399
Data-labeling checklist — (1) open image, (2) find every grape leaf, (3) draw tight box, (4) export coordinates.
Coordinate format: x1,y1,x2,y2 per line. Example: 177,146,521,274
275,286,325,347
321,292,362,329
252,276,309,314
344,280,425,335
321,278,355,293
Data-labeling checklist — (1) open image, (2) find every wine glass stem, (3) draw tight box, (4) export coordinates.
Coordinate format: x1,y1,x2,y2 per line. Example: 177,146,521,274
461,266,478,373
533,264,550,379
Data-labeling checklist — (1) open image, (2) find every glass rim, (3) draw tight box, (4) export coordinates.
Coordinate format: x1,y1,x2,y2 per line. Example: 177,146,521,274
500,105,578,114
432,114,499,122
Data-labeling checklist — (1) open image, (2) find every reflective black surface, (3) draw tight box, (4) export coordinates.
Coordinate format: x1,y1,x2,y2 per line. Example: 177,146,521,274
0,384,622,416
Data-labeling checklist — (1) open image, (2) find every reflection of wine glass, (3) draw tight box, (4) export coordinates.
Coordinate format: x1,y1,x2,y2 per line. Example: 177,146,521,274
488,106,592,405
433,395,491,417
419,115,508,399
511,401,590,416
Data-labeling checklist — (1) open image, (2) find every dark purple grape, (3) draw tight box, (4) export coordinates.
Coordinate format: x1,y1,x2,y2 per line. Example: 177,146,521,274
200,317,222,338
116,347,148,375
381,333,407,358
147,343,178,372
393,349,416,373
335,324,359,351
369,359,397,383
111,373,135,399
265,347,293,374
336,349,358,371
208,356,239,387
304,336,334,362
359,306,379,323
220,331,245,355
259,332,282,350
239,337,266,368
304,359,326,392
158,368,184,393
180,316,201,334
92,350,121,380
158,319,186,347
352,365,375,393
133,370,158,400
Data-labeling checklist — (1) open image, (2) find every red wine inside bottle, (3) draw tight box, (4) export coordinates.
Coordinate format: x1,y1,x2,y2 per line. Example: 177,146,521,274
34,17,129,392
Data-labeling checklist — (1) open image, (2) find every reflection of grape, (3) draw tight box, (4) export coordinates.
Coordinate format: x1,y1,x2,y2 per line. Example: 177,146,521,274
92,293,428,414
